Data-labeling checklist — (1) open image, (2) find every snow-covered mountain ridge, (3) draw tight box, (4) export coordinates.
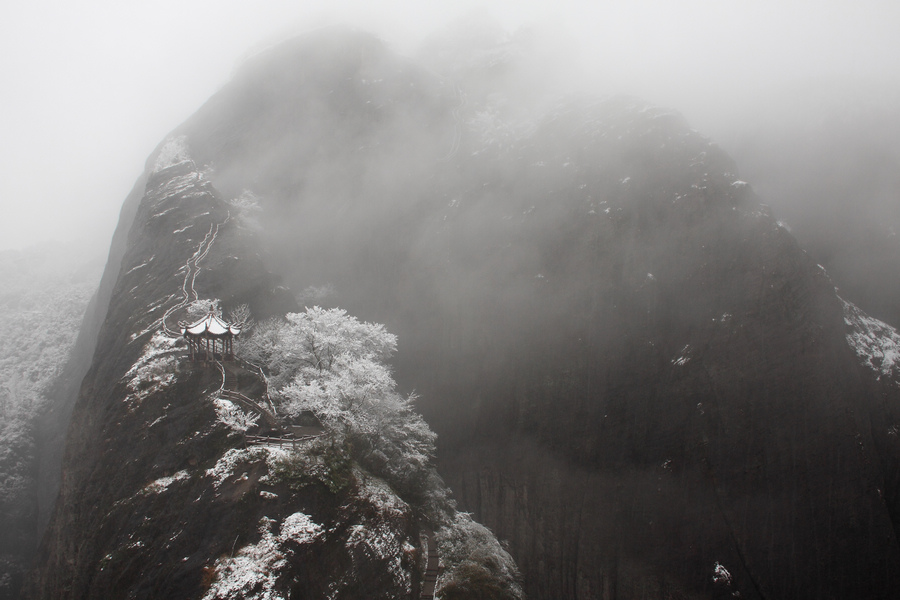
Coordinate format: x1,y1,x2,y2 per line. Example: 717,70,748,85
842,298,900,381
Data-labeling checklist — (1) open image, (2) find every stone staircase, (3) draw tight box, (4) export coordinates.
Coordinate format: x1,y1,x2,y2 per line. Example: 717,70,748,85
420,528,440,600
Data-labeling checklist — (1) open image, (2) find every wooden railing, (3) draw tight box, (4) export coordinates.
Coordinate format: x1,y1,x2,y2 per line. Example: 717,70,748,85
233,357,279,416
215,358,324,448
244,433,321,448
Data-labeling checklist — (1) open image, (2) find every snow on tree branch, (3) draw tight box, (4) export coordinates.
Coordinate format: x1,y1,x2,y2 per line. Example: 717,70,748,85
214,399,259,433
227,303,254,331
237,306,435,501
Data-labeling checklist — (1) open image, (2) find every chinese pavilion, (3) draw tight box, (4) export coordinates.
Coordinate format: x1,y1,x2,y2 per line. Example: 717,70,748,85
180,312,241,361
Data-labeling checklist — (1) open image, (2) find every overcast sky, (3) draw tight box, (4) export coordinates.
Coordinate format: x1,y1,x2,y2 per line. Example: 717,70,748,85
1,0,898,253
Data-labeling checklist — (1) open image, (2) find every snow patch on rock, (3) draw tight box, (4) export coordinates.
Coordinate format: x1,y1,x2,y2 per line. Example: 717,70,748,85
150,171,207,207
203,514,324,600
671,344,692,367
280,512,324,542
842,298,900,381
712,561,732,586
143,470,190,495
346,520,411,592
355,468,409,517
206,448,267,489
206,446,290,490
124,332,179,402
153,136,190,173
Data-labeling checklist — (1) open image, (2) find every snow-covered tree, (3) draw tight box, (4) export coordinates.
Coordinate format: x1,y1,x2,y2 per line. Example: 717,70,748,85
227,303,254,331
238,317,297,390
238,307,396,390
238,307,438,500
214,398,260,433
436,512,524,600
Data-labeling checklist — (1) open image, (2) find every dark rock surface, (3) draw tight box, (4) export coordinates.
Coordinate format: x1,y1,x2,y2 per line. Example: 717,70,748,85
721,82,900,330
30,27,900,599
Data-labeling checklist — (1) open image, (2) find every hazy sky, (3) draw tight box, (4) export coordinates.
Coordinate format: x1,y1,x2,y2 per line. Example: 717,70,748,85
1,0,898,253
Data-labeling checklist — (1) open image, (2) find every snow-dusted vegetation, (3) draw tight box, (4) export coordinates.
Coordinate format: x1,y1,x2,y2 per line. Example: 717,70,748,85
435,512,523,600
842,298,900,381
153,135,190,173
185,298,222,320
226,306,522,597
124,331,179,404
228,190,263,229
213,398,259,433
198,440,422,598
239,307,441,502
203,514,324,600
0,243,102,596
205,447,283,490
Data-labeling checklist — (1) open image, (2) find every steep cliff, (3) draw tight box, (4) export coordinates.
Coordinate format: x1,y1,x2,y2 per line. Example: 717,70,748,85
723,82,900,330
31,26,900,599
29,137,521,598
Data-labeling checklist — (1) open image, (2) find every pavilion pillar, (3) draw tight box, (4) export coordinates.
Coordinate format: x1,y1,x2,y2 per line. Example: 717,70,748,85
182,313,240,365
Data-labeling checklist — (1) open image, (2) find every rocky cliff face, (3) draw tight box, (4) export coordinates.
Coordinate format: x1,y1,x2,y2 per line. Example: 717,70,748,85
31,27,900,599
28,137,523,598
722,83,900,331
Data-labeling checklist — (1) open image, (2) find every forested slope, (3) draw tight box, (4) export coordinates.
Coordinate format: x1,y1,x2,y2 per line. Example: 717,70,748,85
0,243,102,599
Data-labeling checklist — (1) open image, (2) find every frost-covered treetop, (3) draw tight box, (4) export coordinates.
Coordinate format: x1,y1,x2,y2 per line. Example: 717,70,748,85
283,307,397,371
238,306,438,507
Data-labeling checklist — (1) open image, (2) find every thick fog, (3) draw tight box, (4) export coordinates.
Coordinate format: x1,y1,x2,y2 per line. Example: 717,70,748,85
1,0,898,261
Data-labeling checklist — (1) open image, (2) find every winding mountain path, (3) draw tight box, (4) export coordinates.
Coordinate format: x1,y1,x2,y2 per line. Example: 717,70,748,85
214,359,278,428
234,357,278,416
161,212,230,336
157,210,325,448
214,358,324,447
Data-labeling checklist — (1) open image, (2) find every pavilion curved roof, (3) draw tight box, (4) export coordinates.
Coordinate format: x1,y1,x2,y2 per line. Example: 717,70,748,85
180,312,241,337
